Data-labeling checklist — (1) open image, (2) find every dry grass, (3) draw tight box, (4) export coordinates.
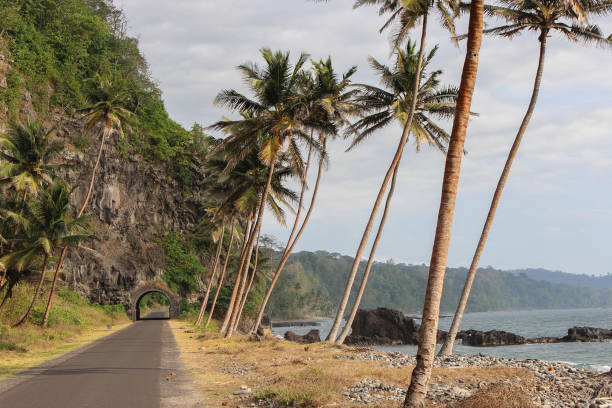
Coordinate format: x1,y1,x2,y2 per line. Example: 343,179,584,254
453,383,538,408
169,320,535,407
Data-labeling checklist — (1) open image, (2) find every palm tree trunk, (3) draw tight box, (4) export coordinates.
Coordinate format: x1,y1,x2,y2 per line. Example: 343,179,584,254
0,278,18,313
336,163,400,344
438,32,548,357
46,127,109,297
327,13,429,343
8,189,28,253
283,140,312,253
14,254,50,327
251,138,326,334
41,247,68,327
403,1,484,405
234,229,261,333
219,218,254,334
195,223,225,326
225,157,276,338
205,223,236,329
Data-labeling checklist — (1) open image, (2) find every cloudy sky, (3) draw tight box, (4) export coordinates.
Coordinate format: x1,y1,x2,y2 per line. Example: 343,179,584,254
117,0,611,275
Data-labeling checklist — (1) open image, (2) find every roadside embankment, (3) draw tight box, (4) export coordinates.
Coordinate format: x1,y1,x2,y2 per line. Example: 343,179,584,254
0,281,130,378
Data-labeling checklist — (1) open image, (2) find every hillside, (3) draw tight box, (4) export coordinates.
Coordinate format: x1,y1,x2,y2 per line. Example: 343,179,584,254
267,251,612,319
0,0,217,305
507,268,612,290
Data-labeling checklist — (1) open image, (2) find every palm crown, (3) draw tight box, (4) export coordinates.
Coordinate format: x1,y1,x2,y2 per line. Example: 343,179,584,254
348,41,460,152
476,0,612,44
0,121,63,196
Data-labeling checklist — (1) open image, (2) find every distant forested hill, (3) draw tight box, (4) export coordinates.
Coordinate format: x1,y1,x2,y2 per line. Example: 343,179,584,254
507,268,612,290
267,251,612,319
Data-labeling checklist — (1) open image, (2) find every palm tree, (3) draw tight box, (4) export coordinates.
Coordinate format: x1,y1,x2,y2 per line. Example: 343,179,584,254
3,182,90,327
41,185,92,327
0,121,63,289
403,0,485,405
251,58,360,333
336,43,461,344
209,49,317,335
325,0,459,342
0,121,63,239
438,0,612,357
51,73,132,293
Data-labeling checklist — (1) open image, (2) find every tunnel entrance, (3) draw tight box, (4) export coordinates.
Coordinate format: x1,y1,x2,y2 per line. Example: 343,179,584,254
136,291,170,320
128,281,180,321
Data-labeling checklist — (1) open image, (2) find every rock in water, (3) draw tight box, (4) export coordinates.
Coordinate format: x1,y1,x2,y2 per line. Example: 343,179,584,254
344,307,448,345
457,329,527,346
284,329,321,344
562,327,612,342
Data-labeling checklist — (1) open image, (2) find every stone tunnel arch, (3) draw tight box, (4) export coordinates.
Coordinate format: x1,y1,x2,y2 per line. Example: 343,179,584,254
128,280,180,321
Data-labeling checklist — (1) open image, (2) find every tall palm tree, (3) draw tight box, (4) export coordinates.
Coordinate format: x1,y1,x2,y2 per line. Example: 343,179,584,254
51,73,133,293
326,0,459,342
210,49,317,335
206,144,297,336
439,0,612,357
3,182,90,327
251,58,360,333
336,43,461,344
403,0,485,405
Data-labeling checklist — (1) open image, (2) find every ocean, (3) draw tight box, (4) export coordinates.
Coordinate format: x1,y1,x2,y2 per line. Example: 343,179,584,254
270,307,612,372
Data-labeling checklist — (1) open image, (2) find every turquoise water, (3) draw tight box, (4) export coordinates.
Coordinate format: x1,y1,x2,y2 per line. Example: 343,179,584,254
271,308,612,372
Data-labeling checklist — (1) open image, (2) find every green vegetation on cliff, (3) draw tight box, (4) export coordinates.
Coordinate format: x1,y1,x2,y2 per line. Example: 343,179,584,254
267,251,612,319
0,0,207,181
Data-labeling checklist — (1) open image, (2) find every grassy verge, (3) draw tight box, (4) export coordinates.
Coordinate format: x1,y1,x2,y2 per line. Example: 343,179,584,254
168,320,536,407
0,281,130,378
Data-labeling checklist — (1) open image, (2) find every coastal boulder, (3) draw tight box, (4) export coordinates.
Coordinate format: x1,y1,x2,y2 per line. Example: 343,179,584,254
284,329,321,344
344,308,422,345
562,327,612,342
457,329,527,346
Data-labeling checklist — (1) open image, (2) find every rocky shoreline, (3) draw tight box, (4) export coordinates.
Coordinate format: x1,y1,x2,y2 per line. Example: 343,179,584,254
338,349,612,407
345,308,612,347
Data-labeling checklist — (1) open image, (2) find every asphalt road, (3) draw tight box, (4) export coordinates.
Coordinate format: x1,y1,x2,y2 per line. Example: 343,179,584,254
0,316,174,408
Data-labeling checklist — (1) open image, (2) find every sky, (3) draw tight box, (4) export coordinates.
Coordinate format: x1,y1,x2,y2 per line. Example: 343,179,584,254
116,0,612,276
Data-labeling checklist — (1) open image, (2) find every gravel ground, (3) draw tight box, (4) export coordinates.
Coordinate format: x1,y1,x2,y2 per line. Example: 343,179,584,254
338,350,612,407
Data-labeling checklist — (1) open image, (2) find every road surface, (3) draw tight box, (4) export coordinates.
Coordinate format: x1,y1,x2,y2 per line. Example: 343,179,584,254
0,315,200,408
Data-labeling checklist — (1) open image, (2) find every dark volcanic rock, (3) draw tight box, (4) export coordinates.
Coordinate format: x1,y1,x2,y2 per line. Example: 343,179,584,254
562,326,612,342
284,329,321,344
344,307,448,345
457,329,527,346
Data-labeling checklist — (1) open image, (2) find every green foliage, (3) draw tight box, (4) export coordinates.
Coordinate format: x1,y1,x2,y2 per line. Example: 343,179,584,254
158,232,205,295
0,0,214,189
268,251,612,319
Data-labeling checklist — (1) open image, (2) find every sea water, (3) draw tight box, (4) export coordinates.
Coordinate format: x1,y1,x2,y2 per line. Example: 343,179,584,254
270,308,612,372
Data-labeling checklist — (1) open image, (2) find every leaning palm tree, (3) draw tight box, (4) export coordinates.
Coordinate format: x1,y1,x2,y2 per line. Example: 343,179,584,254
194,217,225,326
41,185,92,327
325,0,460,342
51,73,133,293
403,0,485,404
209,49,318,335
251,57,360,334
4,182,90,327
335,43,462,344
438,0,612,357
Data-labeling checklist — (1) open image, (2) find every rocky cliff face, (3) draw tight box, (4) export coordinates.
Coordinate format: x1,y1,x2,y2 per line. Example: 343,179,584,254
0,50,205,306
57,126,204,305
